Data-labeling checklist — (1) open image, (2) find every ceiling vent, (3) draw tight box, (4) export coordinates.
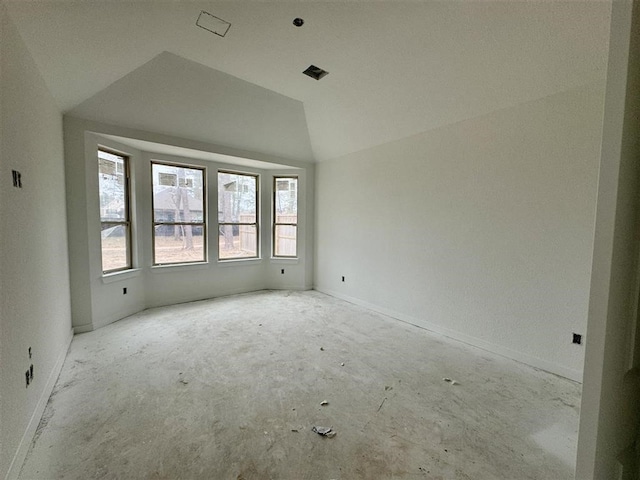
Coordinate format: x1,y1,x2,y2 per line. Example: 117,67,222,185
303,65,329,81
196,11,231,37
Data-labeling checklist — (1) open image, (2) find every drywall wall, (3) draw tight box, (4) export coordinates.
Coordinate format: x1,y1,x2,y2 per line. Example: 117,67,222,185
315,81,605,381
64,118,314,330
68,52,314,163
64,120,147,332
265,167,314,292
0,4,73,478
577,0,640,477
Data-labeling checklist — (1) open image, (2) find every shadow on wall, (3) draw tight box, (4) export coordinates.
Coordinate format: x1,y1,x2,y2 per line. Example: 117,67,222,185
619,367,640,480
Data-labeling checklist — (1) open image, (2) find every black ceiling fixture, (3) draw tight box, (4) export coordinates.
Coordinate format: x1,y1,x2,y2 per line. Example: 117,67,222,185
293,17,304,27
303,65,329,81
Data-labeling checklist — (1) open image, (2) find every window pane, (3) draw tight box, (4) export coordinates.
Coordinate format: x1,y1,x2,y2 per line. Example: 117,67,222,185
152,164,205,223
274,225,297,257
98,151,127,222
154,225,205,264
219,224,257,259
101,223,129,271
275,177,297,224
218,172,257,223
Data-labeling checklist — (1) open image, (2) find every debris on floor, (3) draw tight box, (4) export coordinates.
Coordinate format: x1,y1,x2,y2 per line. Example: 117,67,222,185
443,377,459,385
341,362,345,366
320,347,324,351
320,400,329,406
385,385,393,391
312,425,336,438
377,397,387,412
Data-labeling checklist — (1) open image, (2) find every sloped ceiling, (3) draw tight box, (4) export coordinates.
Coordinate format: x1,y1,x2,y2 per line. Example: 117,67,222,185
71,52,315,162
4,1,611,162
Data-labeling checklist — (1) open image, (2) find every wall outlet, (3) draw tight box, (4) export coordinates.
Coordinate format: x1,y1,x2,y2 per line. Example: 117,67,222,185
572,333,582,345
281,269,285,274
341,276,345,282
123,287,127,295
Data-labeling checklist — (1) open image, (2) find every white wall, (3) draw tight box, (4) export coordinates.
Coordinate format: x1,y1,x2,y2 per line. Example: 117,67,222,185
0,4,73,478
577,0,640,477
63,120,147,332
315,81,605,381
64,118,314,331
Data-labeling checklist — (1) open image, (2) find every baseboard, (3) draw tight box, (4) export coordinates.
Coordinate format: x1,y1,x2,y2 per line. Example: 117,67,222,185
5,327,74,480
316,288,583,383
267,285,314,292
73,323,93,334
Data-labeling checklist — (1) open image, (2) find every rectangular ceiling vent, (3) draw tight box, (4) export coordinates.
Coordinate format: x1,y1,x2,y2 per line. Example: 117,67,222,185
303,65,329,81
196,11,231,37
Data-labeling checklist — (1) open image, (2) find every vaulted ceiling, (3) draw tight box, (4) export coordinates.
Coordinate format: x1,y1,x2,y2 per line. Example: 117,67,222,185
5,1,611,162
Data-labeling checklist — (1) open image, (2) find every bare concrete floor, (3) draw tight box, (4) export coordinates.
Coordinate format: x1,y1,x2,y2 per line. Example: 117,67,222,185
19,290,581,479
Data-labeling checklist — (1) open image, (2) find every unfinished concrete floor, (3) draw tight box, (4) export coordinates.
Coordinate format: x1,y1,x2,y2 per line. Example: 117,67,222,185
19,290,580,479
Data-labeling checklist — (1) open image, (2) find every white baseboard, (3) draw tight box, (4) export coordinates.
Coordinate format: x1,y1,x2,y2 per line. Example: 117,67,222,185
5,327,74,480
73,323,93,334
268,285,314,291
316,288,583,383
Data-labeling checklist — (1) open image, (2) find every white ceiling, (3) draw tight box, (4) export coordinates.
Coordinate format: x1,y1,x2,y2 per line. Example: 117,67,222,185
5,1,612,162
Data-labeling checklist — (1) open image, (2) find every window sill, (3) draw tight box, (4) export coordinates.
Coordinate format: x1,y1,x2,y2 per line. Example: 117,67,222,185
270,257,299,264
217,258,262,267
151,262,209,273
102,268,142,284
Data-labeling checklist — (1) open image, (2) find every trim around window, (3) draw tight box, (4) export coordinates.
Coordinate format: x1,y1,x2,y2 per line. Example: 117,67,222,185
273,176,298,258
218,170,259,261
151,161,207,266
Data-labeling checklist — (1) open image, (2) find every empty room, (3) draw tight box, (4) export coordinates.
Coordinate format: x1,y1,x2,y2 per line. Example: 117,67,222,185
1,1,639,479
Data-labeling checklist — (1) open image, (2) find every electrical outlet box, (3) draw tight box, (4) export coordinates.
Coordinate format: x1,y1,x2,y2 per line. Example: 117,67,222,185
572,333,582,345
12,170,22,188
341,276,345,282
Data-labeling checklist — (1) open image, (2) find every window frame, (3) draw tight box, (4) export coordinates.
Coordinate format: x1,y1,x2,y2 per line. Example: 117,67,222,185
151,160,207,266
98,148,132,274
217,170,260,261
272,176,298,258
